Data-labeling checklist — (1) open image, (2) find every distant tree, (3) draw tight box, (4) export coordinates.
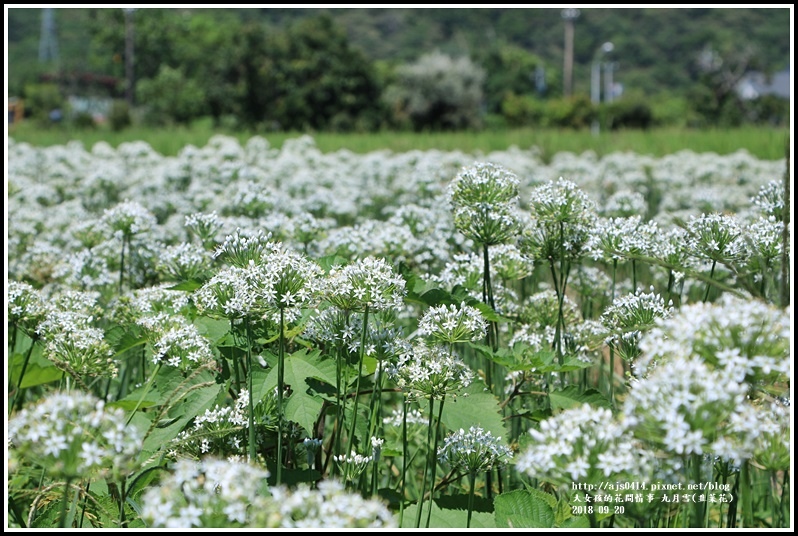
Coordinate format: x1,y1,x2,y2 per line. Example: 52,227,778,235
260,15,385,131
687,44,758,127
136,65,207,125
478,43,550,114
384,51,485,131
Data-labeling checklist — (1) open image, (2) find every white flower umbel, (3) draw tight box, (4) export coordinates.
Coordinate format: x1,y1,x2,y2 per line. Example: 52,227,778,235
624,356,759,466
141,457,271,528
261,479,396,528
447,161,522,246
516,403,653,489
634,295,790,389
325,256,406,313
9,392,142,481
137,313,214,370
600,288,673,362
437,425,512,474
37,310,117,380
417,302,487,345
386,340,474,400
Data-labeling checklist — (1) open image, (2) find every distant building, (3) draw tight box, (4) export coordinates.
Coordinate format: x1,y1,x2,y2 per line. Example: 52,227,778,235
736,67,790,100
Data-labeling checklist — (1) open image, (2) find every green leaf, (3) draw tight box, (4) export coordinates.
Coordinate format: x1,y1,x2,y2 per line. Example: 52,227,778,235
560,515,590,528
263,349,336,391
549,386,611,411
19,363,63,389
167,279,204,291
399,499,495,528
494,489,556,528
317,254,348,273
105,324,147,355
263,349,336,434
436,379,508,440
107,383,161,410
285,389,324,435
193,316,231,343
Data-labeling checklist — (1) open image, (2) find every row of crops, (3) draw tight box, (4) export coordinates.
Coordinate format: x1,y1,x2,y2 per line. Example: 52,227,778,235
7,135,790,528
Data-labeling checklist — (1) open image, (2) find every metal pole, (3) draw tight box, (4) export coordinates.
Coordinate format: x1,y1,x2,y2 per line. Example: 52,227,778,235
124,9,135,106
561,9,580,98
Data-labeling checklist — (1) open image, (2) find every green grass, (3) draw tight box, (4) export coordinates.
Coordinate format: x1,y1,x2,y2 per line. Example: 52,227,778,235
8,120,789,161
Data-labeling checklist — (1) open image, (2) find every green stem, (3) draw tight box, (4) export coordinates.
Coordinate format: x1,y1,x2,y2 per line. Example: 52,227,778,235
740,461,753,527
246,317,257,464
691,454,705,528
59,478,73,528
11,336,37,415
779,139,790,307
347,307,369,455
277,309,285,484
416,394,435,528
231,319,242,396
425,393,445,528
467,470,477,529
399,393,408,527
703,260,716,303
125,362,161,426
119,477,127,528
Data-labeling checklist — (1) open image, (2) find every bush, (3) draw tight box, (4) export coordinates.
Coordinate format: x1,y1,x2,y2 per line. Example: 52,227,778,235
543,96,595,129
23,83,64,124
108,99,132,132
605,97,654,130
384,51,485,131
500,93,546,127
136,65,207,125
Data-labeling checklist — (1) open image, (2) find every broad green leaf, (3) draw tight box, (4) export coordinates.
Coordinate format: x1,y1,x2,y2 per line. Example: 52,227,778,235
19,363,63,389
107,383,161,411
193,316,231,343
284,388,324,434
262,349,336,433
560,515,590,528
434,379,508,440
494,489,556,528
167,279,204,291
318,254,349,273
399,499,495,528
549,386,611,411
263,349,336,391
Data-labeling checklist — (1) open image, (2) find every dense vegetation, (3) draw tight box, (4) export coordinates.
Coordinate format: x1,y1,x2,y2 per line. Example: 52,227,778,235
8,7,791,132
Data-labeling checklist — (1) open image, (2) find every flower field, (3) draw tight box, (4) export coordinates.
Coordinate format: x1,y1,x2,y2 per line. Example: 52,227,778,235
6,135,791,528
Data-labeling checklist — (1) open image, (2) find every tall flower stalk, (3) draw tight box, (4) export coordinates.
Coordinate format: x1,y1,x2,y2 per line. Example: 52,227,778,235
448,162,521,393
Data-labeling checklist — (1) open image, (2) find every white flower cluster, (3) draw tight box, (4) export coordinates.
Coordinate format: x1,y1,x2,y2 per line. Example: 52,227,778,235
516,404,654,486
448,162,522,246
37,308,116,379
523,177,597,261
586,215,660,263
386,340,474,399
9,392,142,480
635,295,790,387
101,199,158,238
157,242,213,282
8,280,50,332
417,302,487,344
437,425,512,474
600,288,673,361
624,356,761,465
141,457,270,527
264,479,396,528
196,242,323,324
171,389,250,457
685,213,745,263
325,256,406,313
137,313,214,369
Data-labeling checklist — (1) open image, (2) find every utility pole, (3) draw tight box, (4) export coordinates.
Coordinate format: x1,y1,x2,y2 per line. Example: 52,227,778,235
561,8,580,98
38,8,59,63
124,8,136,106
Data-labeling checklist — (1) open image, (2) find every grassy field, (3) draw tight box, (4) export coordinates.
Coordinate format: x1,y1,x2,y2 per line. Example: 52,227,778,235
8,120,791,160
